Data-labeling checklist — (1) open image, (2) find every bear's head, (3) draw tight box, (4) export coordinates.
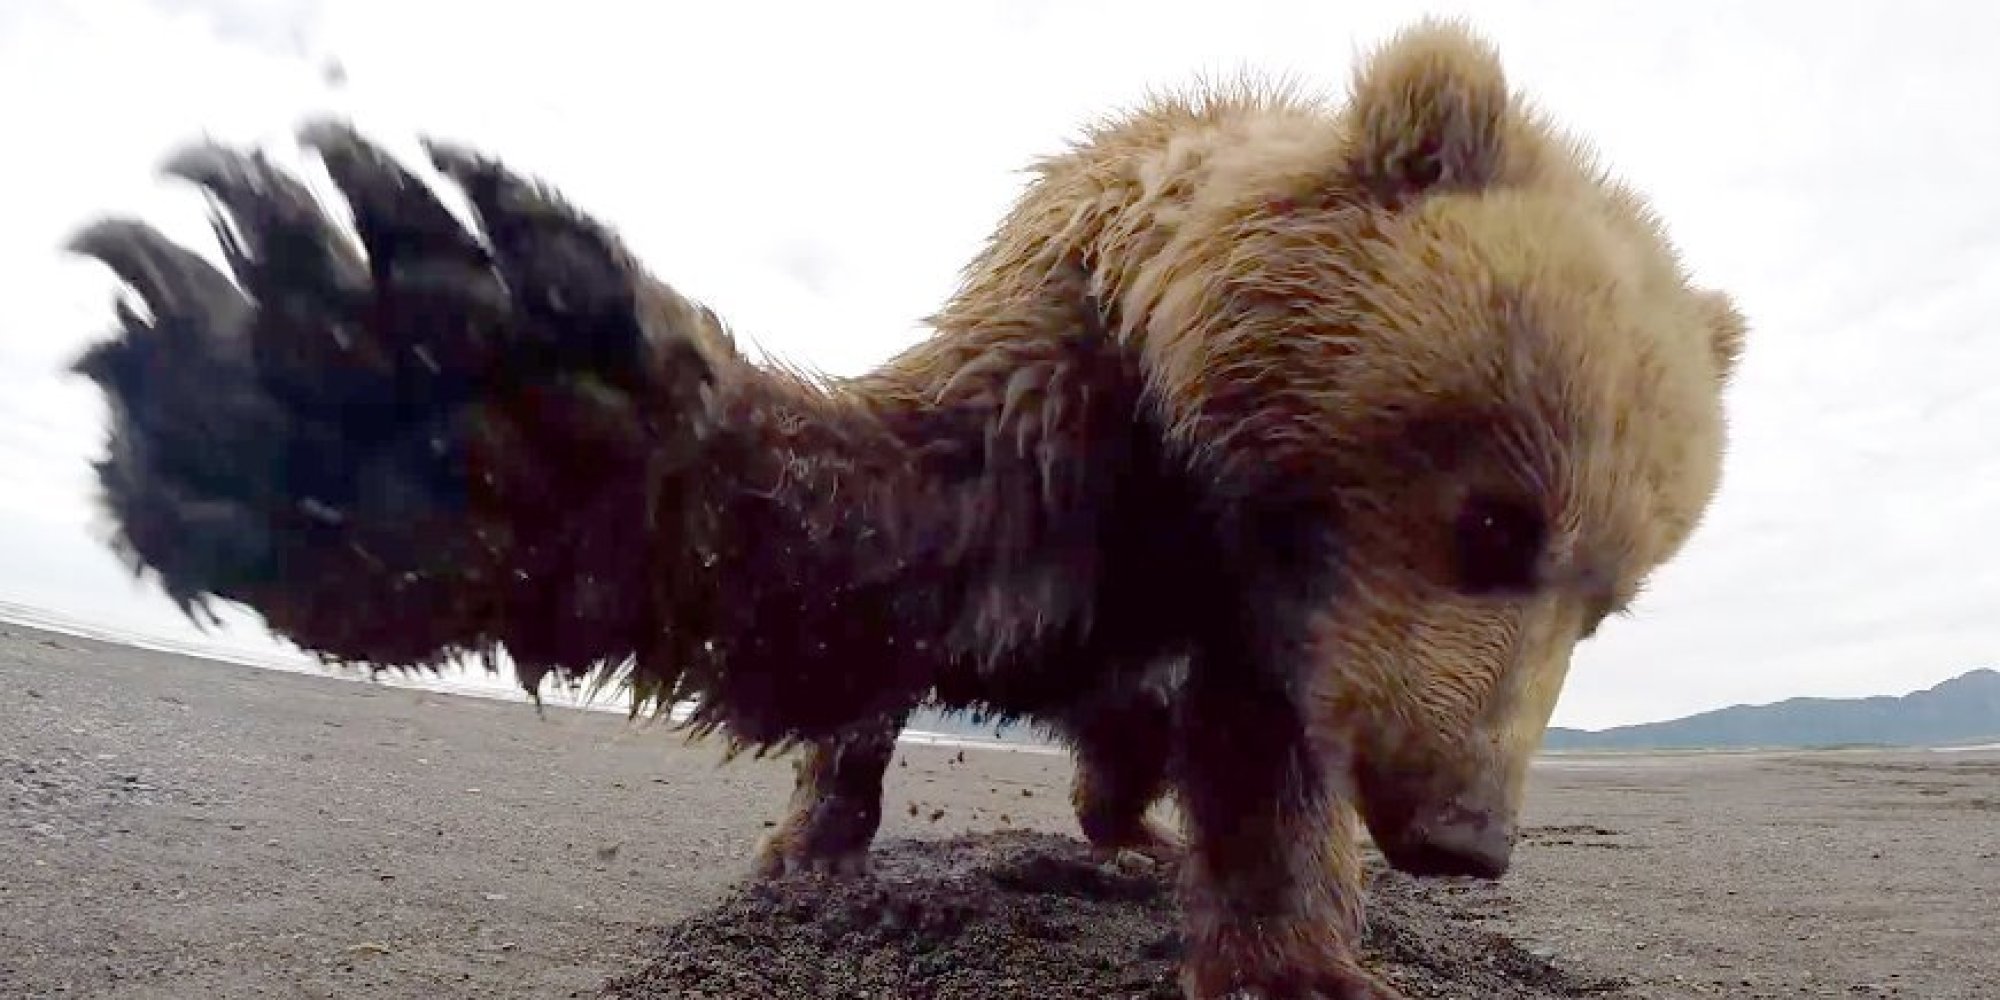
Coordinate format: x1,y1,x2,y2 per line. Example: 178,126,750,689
1127,19,1746,878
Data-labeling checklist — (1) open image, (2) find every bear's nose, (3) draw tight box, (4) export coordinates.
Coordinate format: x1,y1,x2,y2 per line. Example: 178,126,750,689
1385,808,1515,879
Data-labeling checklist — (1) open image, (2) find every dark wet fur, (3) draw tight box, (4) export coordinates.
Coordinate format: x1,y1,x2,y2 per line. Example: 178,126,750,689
64,120,1536,997
65,123,1218,757
70,129,701,686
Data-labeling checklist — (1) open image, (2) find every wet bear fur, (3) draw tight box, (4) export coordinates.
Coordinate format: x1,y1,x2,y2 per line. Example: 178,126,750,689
63,18,1744,998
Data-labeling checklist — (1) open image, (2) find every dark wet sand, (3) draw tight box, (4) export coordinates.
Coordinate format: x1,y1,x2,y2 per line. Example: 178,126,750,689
3,623,1994,999
602,830,1626,1000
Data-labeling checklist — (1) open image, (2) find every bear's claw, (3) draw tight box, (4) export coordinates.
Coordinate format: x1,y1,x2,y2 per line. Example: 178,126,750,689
1087,817,1185,868
1179,918,1402,1000
751,835,873,880
750,790,885,882
1193,962,1402,1000
65,121,714,674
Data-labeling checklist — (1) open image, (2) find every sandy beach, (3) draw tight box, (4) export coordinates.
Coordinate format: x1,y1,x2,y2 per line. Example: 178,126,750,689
3,622,1995,999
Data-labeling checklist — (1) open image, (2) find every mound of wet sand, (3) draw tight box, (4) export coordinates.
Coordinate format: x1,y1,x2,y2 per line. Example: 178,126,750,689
602,831,1629,999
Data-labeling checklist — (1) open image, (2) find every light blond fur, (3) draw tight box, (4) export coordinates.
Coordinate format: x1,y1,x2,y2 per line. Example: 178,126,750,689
862,17,1744,997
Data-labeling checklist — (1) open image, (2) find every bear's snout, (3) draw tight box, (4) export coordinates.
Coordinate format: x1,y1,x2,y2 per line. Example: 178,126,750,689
1377,801,1515,880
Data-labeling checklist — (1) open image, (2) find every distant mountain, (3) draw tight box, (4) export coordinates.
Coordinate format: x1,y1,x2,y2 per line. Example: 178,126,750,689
1543,668,2000,752
909,669,2000,753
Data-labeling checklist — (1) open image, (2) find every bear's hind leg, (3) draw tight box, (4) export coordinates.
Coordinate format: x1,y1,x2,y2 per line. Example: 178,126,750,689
1062,687,1182,866
751,709,906,878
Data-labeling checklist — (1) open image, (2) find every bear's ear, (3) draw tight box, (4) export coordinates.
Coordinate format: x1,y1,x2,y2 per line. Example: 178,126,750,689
1695,289,1748,382
1344,18,1510,204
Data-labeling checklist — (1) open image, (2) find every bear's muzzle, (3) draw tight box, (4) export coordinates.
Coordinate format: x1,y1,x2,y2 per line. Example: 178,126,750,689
1374,799,1516,879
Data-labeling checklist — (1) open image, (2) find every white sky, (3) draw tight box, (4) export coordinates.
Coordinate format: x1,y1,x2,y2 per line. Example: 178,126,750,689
1,0,1995,730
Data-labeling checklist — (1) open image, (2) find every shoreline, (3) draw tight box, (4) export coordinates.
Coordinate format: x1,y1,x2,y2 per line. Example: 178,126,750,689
0,603,1064,757
5,621,1994,999
5,603,1989,758
2,621,1090,1000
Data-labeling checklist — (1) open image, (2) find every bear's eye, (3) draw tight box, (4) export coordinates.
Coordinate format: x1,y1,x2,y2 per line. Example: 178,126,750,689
1451,494,1546,595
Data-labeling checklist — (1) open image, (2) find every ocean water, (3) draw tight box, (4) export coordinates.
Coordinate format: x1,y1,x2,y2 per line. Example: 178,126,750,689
0,601,1055,756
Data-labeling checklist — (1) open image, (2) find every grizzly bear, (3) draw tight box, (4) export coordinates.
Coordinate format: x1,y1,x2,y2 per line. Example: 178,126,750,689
61,17,1742,999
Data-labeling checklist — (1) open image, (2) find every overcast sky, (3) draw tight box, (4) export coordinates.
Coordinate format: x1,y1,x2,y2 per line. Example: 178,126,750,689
1,0,1994,730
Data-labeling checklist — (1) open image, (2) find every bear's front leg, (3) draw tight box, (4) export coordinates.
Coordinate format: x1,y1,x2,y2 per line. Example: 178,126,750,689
751,710,905,878
1173,671,1396,1000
